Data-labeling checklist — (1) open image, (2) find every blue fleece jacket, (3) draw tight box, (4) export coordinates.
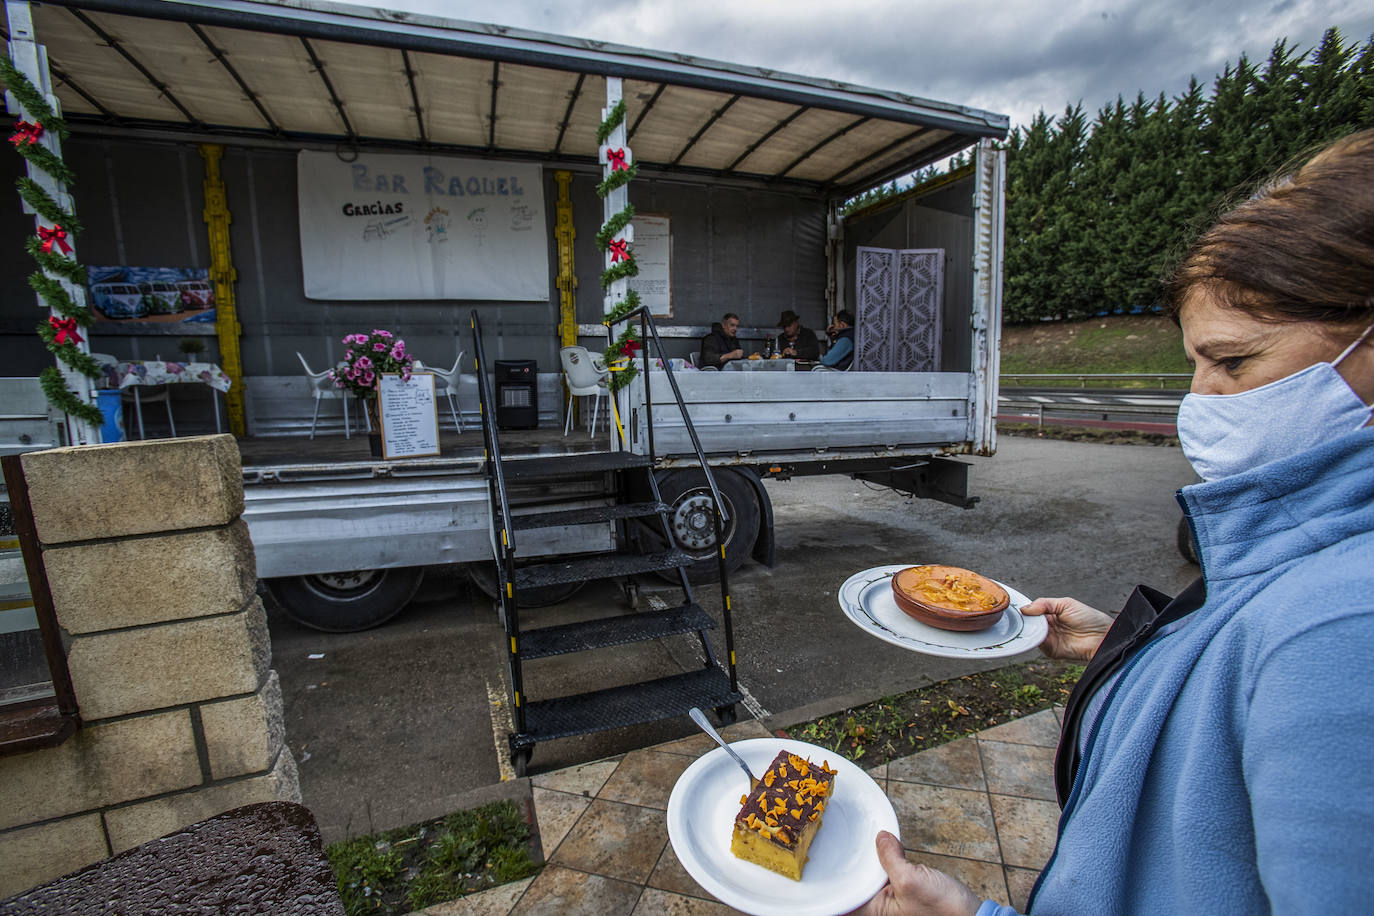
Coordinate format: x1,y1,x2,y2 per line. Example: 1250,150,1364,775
978,426,1374,916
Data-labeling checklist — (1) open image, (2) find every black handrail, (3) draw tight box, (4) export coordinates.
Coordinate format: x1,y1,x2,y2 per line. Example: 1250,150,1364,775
470,310,525,728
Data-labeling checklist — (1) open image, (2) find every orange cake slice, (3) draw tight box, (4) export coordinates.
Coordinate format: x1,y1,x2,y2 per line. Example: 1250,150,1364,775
730,751,836,880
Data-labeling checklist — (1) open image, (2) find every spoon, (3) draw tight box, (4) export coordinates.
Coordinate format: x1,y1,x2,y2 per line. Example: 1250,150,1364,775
689,707,759,789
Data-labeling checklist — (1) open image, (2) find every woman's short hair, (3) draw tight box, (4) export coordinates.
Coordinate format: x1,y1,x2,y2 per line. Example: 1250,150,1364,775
1163,128,1374,327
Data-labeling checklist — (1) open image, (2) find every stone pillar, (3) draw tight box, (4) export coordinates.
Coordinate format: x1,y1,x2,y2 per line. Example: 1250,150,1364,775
0,435,298,897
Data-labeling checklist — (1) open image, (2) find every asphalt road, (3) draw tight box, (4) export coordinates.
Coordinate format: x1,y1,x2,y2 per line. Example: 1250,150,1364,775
264,435,1200,841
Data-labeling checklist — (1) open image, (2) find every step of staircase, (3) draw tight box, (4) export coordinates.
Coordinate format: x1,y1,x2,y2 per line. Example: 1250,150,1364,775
513,666,741,748
515,550,693,589
519,602,715,660
501,451,652,481
512,502,670,532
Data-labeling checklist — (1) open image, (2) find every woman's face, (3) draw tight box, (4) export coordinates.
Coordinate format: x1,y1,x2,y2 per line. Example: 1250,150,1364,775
1179,289,1374,404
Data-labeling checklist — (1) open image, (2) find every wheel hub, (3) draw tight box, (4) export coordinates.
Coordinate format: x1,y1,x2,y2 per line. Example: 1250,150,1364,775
308,569,383,594
670,492,731,553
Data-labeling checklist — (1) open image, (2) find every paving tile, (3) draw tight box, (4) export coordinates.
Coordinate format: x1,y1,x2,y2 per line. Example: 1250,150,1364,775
975,710,1060,748
532,757,622,797
510,866,640,916
1005,866,1043,911
1052,705,1065,727
597,750,695,810
632,887,737,914
887,737,985,791
653,720,771,757
417,876,534,915
886,782,999,862
646,837,715,900
532,787,591,858
904,850,1009,904
977,741,1057,801
549,798,668,884
990,794,1060,870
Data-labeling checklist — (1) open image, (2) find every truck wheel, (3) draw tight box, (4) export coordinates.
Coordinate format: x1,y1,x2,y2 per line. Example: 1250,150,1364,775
467,563,586,608
1176,516,1200,565
265,567,425,633
647,468,760,583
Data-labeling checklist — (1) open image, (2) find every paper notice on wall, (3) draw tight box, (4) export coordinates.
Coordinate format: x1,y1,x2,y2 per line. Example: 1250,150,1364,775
297,150,548,301
378,372,440,459
626,213,671,317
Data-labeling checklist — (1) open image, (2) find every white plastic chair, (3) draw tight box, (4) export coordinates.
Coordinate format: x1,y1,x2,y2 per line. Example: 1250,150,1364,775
297,351,351,439
559,346,609,437
414,351,465,432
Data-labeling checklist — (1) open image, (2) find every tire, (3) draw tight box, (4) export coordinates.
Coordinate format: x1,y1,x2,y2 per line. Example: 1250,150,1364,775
468,563,586,608
1176,516,1200,565
265,566,425,633
645,468,761,583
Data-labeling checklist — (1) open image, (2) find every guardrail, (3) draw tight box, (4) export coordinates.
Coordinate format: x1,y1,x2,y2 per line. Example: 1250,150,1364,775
1001,373,1191,389
998,398,1178,430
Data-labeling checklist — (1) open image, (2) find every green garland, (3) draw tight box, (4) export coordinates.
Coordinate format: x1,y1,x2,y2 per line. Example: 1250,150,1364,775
602,326,644,392
595,161,638,198
596,98,626,146
603,290,642,326
4,53,101,426
595,204,635,251
600,258,639,290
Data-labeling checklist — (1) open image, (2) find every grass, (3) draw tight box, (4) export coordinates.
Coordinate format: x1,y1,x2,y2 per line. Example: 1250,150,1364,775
784,660,1085,769
327,799,541,915
1000,315,1192,387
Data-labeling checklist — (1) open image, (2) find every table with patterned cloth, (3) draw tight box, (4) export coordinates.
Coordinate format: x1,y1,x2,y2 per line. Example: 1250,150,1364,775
106,360,232,437
723,358,797,371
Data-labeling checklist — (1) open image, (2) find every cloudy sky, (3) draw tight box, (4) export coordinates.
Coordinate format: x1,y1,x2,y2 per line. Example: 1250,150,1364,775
341,0,1374,133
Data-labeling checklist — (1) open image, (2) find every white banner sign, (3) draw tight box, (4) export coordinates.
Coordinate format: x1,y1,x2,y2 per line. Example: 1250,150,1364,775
626,213,671,317
297,150,548,301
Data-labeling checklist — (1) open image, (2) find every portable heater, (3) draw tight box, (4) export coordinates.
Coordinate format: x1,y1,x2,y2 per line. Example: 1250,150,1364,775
495,360,538,429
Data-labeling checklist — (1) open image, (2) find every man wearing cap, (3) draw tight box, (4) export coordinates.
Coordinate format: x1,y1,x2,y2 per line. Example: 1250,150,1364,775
774,310,821,360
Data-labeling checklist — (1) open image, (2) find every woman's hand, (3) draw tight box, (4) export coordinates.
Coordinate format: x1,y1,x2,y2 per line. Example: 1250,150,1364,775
1020,596,1113,661
851,831,982,916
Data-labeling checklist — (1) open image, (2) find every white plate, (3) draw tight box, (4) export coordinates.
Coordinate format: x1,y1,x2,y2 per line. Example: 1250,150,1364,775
838,565,1047,659
666,737,897,916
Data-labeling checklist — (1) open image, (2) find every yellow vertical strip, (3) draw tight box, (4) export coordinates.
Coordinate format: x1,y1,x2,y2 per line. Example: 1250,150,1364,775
554,170,578,422
198,144,245,436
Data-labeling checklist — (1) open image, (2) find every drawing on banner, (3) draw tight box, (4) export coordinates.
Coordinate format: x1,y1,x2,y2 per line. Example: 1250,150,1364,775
87,266,216,327
297,150,548,300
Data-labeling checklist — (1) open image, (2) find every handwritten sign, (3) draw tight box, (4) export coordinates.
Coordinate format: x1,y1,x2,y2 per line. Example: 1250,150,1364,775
627,213,671,317
378,372,440,459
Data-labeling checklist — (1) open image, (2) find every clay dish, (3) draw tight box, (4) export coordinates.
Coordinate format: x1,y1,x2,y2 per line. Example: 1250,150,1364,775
890,565,1010,632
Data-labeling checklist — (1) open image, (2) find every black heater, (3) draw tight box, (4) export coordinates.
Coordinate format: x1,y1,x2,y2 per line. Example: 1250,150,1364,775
495,360,538,429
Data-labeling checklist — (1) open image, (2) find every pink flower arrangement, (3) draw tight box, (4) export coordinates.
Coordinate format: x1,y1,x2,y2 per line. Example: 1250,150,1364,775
330,329,414,397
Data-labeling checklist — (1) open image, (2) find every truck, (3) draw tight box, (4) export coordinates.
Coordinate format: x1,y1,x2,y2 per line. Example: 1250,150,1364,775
1,0,1007,633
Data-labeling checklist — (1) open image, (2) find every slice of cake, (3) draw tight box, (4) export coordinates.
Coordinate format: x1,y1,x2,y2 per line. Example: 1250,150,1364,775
730,751,836,880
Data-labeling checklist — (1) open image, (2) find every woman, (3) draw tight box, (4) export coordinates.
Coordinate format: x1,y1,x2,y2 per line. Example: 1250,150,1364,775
859,128,1374,915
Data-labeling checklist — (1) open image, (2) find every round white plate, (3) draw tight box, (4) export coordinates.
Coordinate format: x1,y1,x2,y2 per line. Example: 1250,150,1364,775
838,565,1047,659
666,737,897,916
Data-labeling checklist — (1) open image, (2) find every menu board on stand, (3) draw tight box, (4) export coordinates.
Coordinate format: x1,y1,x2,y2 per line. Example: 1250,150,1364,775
378,372,441,459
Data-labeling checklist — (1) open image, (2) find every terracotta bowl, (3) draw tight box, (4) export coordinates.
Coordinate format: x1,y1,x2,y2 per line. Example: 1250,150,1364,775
890,565,1010,632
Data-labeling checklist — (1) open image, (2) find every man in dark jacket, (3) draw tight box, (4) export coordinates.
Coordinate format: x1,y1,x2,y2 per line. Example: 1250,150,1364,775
774,310,821,360
700,312,744,368
820,310,855,370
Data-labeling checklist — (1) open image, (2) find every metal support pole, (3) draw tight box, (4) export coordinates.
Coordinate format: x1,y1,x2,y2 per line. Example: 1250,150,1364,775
601,77,634,450
5,1,97,445
199,143,246,435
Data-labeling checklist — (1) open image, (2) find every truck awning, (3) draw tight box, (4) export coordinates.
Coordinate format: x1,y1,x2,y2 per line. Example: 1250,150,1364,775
7,0,1008,197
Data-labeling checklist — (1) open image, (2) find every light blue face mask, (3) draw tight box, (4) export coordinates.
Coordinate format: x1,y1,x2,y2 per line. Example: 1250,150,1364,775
1177,323,1374,481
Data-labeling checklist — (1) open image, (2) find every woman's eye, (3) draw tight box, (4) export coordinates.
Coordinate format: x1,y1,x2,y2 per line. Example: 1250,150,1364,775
1221,356,1247,372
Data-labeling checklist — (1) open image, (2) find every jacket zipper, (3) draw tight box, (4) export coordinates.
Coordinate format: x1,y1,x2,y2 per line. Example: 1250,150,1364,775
1025,637,1168,911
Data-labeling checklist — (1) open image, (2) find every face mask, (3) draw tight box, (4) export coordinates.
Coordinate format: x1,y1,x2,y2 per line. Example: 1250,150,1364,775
1177,323,1373,481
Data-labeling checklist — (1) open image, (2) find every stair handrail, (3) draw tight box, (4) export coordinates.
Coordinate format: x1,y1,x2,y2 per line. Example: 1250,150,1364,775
469,311,517,578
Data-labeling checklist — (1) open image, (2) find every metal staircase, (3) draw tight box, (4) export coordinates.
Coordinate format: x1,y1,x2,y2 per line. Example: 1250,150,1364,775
470,310,741,776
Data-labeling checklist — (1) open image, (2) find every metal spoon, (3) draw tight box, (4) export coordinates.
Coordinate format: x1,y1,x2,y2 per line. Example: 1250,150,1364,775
689,707,759,789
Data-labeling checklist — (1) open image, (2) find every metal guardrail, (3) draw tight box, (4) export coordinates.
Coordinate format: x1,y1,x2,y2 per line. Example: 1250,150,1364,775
998,398,1178,429
1001,373,1191,389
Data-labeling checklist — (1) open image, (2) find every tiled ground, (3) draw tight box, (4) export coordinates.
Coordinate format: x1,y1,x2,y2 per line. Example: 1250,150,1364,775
419,708,1064,916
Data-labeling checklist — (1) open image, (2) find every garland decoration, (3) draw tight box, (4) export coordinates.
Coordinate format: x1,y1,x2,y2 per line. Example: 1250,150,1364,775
595,204,635,251
603,289,641,326
600,258,639,290
595,160,638,198
3,52,101,426
596,98,626,146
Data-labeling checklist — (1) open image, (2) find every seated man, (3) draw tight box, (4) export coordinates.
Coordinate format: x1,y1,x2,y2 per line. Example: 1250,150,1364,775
774,310,820,360
700,312,744,369
820,310,855,370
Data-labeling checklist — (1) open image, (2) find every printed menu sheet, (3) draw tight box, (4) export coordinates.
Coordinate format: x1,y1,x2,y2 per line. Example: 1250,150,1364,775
378,372,440,459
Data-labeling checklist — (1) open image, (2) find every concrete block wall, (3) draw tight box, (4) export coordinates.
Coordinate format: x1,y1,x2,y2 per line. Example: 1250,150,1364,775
0,435,299,898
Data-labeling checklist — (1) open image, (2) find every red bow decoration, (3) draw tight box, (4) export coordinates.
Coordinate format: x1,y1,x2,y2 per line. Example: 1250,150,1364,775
609,238,630,263
606,147,629,172
48,315,83,346
37,224,72,255
618,337,641,357
10,120,44,147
